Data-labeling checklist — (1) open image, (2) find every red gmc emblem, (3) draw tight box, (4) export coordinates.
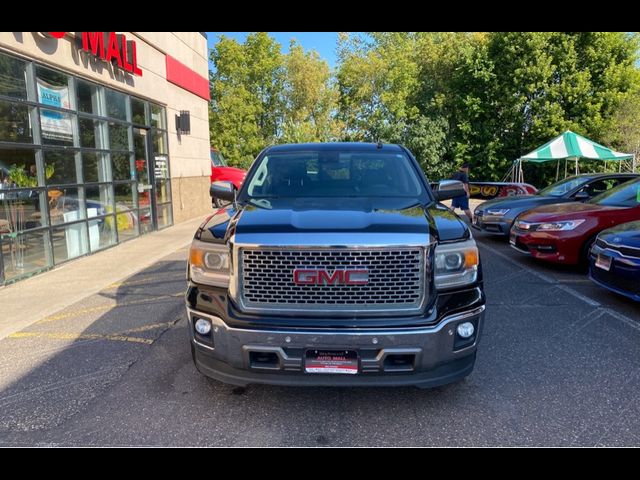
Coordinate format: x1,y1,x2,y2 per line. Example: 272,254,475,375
293,269,369,285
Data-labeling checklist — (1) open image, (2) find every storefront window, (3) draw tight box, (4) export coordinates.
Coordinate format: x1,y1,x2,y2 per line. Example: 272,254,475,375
0,53,28,100
139,207,153,234
76,79,102,115
0,148,38,186
112,153,133,181
115,209,138,242
1,230,51,281
89,214,117,252
52,222,88,262
1,51,173,285
131,97,146,125
156,203,172,229
108,122,130,151
82,152,110,183
0,99,33,143
150,103,165,129
105,88,128,121
152,129,168,155
40,108,74,146
36,67,71,107
114,182,137,211
48,186,84,226
79,118,107,149
85,184,113,217
44,149,78,185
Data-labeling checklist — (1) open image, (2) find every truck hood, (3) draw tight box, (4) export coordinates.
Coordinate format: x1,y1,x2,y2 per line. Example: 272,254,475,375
517,202,621,222
200,197,469,245
235,197,430,234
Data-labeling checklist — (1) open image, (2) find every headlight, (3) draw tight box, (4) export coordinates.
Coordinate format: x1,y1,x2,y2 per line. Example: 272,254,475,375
434,239,479,289
189,239,230,287
537,219,585,231
486,208,510,216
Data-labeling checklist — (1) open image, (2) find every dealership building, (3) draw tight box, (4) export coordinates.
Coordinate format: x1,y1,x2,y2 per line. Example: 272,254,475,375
0,32,212,285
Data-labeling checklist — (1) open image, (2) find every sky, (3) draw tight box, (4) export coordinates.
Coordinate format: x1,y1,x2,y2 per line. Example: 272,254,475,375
206,32,340,69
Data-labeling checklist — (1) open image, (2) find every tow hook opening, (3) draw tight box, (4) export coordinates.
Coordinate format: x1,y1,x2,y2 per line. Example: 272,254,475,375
249,351,280,370
383,354,416,372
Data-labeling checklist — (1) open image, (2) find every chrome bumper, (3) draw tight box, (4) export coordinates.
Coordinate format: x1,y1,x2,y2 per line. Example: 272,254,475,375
187,305,485,385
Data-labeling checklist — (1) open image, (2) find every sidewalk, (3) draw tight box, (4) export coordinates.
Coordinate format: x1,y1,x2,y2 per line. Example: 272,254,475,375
0,216,205,340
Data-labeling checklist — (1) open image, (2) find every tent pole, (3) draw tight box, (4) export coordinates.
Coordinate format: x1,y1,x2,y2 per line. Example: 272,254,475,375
564,158,568,178
575,157,578,175
556,159,559,182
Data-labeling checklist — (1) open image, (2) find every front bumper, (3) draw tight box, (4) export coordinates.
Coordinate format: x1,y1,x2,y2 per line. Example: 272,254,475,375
187,305,485,388
589,246,640,302
509,228,580,264
472,213,513,236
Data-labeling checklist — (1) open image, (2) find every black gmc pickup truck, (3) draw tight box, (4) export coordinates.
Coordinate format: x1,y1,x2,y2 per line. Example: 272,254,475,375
186,143,485,388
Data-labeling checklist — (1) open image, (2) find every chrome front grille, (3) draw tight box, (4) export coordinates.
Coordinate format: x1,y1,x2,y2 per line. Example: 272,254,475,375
239,247,426,314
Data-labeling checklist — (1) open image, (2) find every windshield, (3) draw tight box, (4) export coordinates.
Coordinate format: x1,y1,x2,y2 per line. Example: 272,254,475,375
589,178,640,208
244,150,426,199
537,176,593,197
211,151,227,167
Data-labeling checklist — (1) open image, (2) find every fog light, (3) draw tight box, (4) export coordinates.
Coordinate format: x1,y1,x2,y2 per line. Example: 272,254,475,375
195,318,212,335
456,322,475,339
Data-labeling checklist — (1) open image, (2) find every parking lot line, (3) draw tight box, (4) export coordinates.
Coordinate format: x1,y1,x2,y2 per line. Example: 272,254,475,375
479,242,640,325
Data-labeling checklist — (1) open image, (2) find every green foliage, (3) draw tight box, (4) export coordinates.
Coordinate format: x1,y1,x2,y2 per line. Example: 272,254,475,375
210,32,640,186
209,33,341,168
8,164,54,188
281,41,342,143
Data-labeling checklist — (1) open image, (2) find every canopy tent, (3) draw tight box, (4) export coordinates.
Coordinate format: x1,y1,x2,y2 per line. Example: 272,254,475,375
508,130,636,183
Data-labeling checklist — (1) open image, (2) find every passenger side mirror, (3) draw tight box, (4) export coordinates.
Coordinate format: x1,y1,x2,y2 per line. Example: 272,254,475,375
573,191,590,201
433,180,466,201
210,181,235,202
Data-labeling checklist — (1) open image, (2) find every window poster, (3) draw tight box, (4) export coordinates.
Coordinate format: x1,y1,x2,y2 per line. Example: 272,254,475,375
37,79,73,142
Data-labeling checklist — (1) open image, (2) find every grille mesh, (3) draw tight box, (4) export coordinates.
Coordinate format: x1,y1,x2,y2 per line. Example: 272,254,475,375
240,248,425,311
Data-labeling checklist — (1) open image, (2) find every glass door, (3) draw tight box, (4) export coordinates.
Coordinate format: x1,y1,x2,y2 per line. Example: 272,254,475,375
133,127,155,234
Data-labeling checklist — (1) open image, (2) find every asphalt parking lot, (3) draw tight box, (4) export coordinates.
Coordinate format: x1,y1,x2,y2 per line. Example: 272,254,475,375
0,229,639,446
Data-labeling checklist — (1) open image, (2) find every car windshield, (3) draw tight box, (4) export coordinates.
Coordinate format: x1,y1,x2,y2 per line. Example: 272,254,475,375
244,150,426,199
537,176,593,197
589,178,640,208
211,151,227,167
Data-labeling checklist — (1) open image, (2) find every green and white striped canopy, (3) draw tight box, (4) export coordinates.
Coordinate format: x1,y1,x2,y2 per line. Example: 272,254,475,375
520,130,633,162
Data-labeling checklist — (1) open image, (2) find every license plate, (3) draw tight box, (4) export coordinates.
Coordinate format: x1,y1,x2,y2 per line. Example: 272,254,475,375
305,349,358,375
595,253,612,271
510,233,517,246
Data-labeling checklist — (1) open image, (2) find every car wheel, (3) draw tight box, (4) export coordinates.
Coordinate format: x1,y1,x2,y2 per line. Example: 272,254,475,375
580,235,598,270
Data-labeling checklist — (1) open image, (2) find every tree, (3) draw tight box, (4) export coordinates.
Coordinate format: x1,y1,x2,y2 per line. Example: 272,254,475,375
281,41,342,143
209,33,284,168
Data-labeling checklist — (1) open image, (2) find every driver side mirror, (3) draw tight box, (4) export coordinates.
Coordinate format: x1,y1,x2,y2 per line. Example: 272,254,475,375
433,180,466,201
210,181,235,202
573,191,590,201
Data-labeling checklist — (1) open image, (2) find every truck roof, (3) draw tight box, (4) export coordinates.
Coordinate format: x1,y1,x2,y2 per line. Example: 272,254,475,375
265,142,404,153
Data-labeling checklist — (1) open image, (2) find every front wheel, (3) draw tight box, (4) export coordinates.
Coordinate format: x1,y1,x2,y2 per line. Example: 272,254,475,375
579,235,598,270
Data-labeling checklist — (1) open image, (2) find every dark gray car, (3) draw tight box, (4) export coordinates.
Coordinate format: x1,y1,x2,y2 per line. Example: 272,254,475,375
472,173,639,237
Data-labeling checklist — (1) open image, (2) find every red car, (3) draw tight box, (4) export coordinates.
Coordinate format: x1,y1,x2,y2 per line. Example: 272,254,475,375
510,177,640,265
210,149,245,189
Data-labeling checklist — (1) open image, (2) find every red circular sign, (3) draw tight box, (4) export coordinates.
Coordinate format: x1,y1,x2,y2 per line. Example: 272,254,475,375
48,32,66,39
